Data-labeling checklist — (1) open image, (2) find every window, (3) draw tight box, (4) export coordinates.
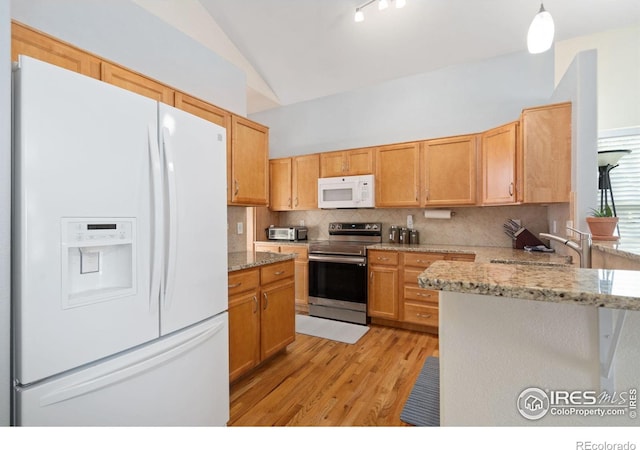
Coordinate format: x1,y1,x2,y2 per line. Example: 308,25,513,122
598,128,640,247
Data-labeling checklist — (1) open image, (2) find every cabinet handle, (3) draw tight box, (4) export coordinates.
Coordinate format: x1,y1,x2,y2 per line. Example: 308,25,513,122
509,182,514,196
370,272,374,281
263,292,268,309
288,197,291,208
377,256,389,261
417,292,432,298
415,260,431,264
229,282,242,289
252,295,258,313
234,179,239,196
425,188,429,201
274,270,285,276
294,197,299,207
416,313,432,319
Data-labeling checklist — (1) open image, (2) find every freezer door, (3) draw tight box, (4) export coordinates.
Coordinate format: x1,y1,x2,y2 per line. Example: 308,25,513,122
158,104,228,335
15,313,230,426
13,56,159,384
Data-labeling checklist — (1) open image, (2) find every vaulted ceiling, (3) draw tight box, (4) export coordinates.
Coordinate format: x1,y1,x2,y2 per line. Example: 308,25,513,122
136,0,640,114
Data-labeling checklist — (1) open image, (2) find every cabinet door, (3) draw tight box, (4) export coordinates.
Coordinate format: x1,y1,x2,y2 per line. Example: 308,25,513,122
12,22,101,79
260,280,296,360
228,290,260,382
422,135,478,206
368,264,398,320
174,92,231,129
320,151,347,178
375,143,420,207
269,158,293,211
345,148,374,175
101,62,174,105
254,243,281,253
292,154,320,210
481,122,518,205
520,102,571,203
230,116,269,206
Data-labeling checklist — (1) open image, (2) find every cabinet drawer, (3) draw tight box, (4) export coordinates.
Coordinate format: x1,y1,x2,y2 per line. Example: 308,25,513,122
368,250,398,266
403,252,447,268
403,267,428,286
403,301,439,327
404,286,439,304
282,245,308,260
228,269,260,296
261,260,295,285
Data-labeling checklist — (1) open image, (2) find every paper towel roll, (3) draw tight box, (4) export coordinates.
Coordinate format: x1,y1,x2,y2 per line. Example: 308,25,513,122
424,209,453,219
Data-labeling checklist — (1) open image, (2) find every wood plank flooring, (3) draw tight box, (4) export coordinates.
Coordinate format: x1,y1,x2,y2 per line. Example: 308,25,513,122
229,323,439,426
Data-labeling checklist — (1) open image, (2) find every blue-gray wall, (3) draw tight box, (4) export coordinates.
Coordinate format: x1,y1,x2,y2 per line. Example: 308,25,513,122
251,50,555,158
11,0,247,115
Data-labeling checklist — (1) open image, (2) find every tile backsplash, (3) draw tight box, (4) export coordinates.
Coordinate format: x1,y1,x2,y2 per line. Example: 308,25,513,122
281,205,550,247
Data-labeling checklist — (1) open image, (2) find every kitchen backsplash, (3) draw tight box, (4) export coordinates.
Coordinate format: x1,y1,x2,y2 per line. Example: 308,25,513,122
228,204,554,250
281,205,550,247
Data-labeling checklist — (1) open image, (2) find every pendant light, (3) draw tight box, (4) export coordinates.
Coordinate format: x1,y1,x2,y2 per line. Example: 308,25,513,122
527,3,555,54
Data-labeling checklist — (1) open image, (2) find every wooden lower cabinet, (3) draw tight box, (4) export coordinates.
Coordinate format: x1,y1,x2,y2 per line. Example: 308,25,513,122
368,250,475,332
228,259,295,382
254,243,309,312
367,250,399,320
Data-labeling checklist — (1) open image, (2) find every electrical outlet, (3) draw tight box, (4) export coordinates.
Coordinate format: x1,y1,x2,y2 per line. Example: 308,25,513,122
407,214,414,229
300,219,305,226
237,222,243,235
566,220,573,237
552,220,557,234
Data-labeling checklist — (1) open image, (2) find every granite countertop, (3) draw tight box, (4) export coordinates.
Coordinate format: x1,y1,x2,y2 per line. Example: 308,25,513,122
418,260,640,311
228,251,295,272
593,241,640,263
367,243,573,266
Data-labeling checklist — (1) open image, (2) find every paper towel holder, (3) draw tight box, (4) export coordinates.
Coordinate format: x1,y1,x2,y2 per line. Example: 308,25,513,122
424,209,455,219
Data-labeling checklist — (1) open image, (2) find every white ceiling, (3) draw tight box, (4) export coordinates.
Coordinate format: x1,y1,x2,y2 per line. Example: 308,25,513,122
175,1,639,114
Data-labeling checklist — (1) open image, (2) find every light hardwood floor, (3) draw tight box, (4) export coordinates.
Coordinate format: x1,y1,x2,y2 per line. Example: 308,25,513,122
229,323,439,426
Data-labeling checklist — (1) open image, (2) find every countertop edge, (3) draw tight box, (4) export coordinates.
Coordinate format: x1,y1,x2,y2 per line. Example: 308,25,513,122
418,260,640,311
228,251,295,272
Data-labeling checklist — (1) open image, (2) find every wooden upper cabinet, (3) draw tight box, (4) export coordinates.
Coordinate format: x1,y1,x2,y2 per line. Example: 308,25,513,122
519,102,572,204
320,147,374,177
292,154,320,210
375,143,420,207
11,21,101,79
174,92,231,129
101,62,174,105
229,116,269,206
421,134,478,206
481,122,518,205
269,154,319,211
269,158,293,211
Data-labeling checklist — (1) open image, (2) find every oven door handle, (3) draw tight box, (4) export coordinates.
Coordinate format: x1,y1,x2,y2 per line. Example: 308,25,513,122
309,254,367,265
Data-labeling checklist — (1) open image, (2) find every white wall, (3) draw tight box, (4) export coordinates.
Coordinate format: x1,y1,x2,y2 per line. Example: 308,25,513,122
556,26,640,132
551,51,599,234
10,0,247,115
1,0,10,428
251,50,555,158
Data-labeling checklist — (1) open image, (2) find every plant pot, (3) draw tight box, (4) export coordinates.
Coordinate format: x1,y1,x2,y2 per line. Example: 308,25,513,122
586,217,619,240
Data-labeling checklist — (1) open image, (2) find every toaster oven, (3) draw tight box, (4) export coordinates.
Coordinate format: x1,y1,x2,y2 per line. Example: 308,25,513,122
266,226,308,241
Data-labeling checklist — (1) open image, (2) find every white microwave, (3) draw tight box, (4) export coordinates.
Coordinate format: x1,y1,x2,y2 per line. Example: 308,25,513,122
317,174,375,209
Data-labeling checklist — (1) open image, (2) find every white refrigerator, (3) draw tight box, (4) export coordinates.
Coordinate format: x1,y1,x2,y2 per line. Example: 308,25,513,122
12,56,229,426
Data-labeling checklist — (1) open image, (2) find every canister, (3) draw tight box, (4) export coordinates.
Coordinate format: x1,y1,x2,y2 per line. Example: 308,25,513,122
389,225,399,243
409,229,420,245
399,227,409,244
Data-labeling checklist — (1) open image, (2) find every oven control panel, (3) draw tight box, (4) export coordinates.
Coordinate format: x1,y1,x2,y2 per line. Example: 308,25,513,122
328,222,382,235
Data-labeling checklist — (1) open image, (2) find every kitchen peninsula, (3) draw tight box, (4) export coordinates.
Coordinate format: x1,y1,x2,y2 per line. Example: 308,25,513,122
419,261,640,426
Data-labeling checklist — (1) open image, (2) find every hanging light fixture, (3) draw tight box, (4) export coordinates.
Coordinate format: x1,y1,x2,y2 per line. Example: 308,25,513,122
354,0,407,22
527,3,555,54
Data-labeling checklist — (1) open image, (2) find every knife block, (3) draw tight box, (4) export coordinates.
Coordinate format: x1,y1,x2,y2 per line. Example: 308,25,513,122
512,228,546,249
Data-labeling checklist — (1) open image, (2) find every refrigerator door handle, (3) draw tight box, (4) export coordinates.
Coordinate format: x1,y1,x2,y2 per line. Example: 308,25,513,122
37,318,227,407
148,125,163,312
161,127,178,311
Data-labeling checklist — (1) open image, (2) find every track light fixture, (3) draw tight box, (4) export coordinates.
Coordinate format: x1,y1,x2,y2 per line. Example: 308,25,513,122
527,3,555,54
354,0,407,22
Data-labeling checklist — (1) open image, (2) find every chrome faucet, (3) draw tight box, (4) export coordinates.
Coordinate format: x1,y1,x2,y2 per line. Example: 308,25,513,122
539,227,592,268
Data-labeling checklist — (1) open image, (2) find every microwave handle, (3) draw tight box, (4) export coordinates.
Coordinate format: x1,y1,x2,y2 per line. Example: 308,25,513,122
356,180,364,204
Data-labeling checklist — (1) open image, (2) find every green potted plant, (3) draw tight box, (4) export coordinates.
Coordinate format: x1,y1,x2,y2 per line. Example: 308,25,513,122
586,205,619,240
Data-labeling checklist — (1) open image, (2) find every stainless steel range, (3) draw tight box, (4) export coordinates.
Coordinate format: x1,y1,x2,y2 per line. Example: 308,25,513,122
308,222,382,325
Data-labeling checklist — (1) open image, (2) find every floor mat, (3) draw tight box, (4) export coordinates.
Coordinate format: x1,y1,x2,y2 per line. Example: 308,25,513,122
400,356,440,426
295,314,369,344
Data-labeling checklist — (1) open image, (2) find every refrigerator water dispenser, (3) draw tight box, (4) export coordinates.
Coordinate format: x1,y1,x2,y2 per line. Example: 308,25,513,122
61,218,137,308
